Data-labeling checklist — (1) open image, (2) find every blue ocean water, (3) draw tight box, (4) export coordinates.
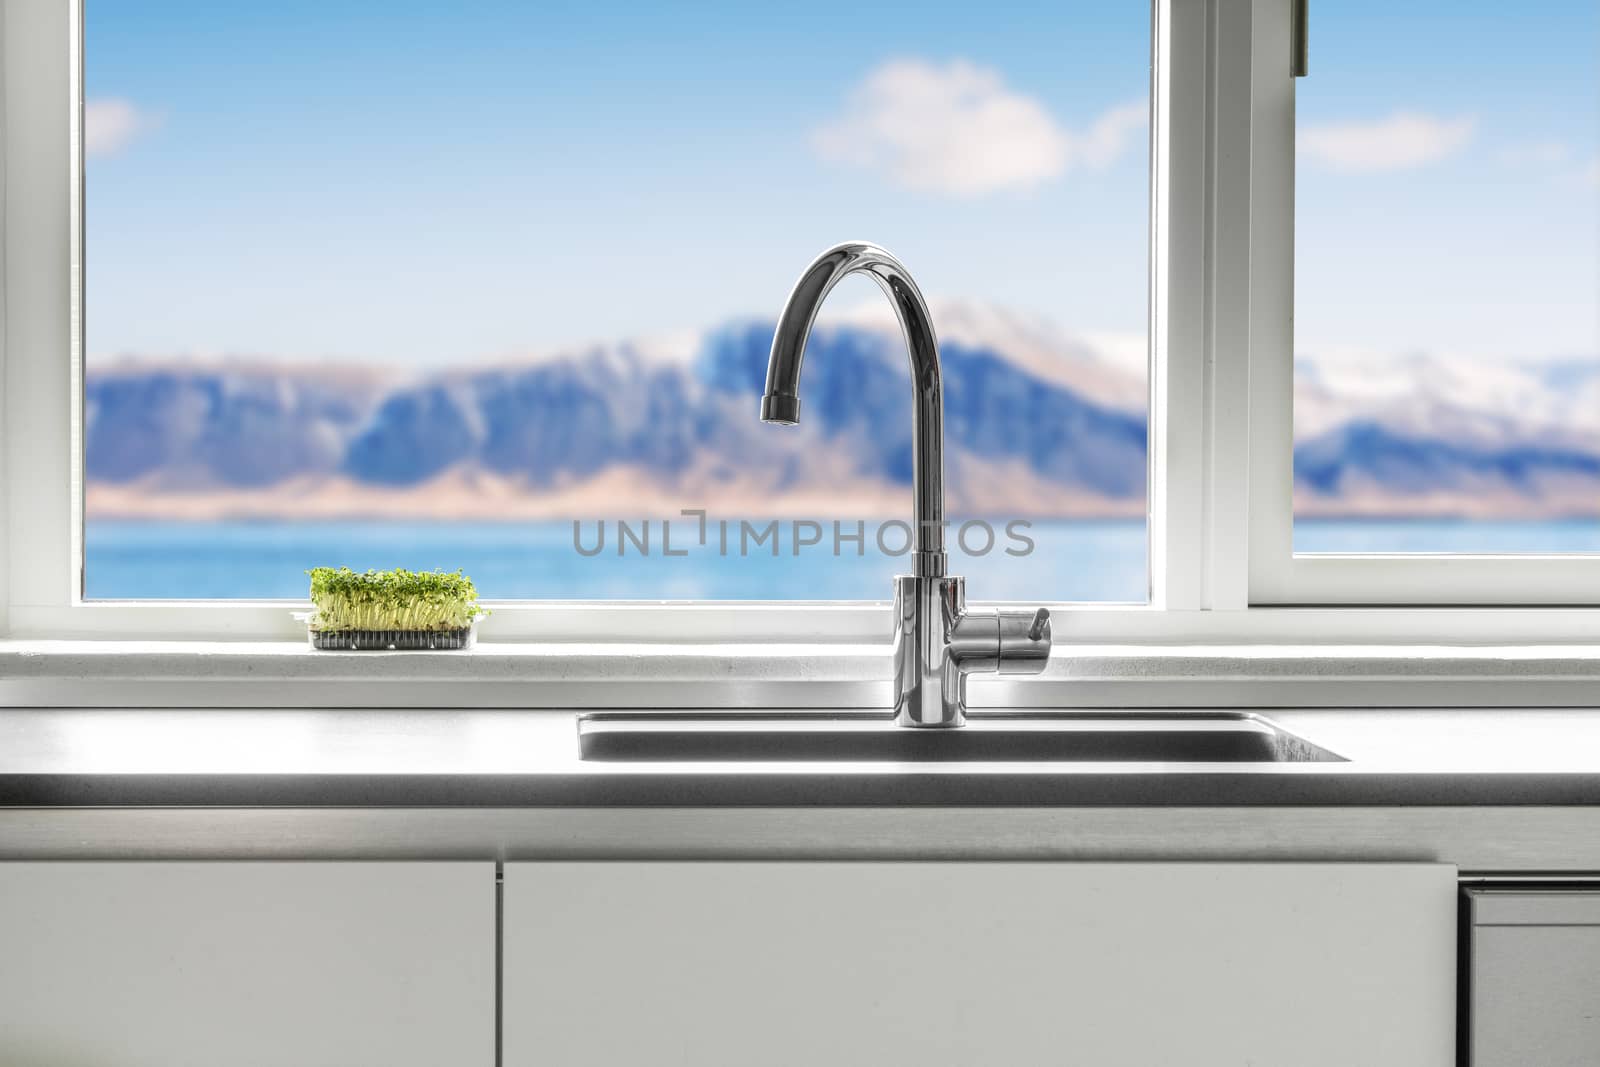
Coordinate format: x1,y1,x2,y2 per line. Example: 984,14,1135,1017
1293,519,1600,555
83,519,1600,602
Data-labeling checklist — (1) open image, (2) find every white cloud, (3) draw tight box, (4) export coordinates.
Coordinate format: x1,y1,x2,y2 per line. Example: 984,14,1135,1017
1300,111,1476,173
1073,101,1150,170
84,98,155,158
1498,141,1600,190
811,59,1145,197
1497,140,1571,168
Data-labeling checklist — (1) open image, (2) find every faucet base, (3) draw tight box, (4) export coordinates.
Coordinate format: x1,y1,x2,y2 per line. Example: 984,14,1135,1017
892,575,964,728
891,575,1054,729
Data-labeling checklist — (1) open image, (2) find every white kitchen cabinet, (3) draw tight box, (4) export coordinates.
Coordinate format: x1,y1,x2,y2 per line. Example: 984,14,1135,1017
503,861,1456,1067
0,861,495,1067
1467,887,1600,1066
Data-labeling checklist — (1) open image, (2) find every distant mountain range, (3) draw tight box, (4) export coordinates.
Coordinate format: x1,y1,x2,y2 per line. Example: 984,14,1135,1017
84,302,1599,520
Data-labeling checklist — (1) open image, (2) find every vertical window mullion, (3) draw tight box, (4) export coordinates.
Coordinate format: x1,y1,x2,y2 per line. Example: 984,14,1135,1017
1152,0,1274,612
1149,0,1209,611
2,0,80,627
1244,0,1298,605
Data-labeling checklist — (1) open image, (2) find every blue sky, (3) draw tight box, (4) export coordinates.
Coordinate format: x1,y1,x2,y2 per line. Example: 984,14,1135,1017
86,0,1596,368
1295,0,1599,362
85,1,1151,363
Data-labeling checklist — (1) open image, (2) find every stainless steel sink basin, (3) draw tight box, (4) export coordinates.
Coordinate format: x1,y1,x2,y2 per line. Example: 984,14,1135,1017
578,713,1344,763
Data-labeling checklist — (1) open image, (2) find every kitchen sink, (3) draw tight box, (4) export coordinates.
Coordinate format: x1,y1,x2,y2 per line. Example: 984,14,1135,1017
578,713,1345,763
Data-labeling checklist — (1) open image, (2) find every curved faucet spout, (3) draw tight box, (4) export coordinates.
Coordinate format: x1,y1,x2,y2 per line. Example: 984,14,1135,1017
760,242,946,578
760,240,1051,727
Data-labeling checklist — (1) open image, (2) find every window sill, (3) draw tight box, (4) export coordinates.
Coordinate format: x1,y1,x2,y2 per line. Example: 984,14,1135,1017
1,639,1597,709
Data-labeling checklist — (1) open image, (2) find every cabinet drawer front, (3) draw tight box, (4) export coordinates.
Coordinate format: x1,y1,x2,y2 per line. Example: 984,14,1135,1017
0,861,495,1067
504,861,1455,1067
1469,889,1600,1067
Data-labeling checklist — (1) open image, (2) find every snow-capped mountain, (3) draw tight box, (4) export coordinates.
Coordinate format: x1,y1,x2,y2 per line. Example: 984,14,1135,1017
83,304,1598,519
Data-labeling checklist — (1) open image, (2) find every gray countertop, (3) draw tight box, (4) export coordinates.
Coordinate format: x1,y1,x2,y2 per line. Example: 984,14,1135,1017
3,707,1600,870
3,706,1600,807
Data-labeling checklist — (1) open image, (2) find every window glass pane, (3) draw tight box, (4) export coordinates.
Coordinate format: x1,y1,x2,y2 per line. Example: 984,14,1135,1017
1294,0,1599,553
85,2,1149,600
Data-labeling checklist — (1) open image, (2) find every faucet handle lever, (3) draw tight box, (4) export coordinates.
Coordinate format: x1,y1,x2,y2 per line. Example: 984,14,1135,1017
996,607,1051,675
1027,607,1050,642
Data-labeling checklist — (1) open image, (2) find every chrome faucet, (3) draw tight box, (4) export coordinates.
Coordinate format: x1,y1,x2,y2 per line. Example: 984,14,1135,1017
761,241,1051,728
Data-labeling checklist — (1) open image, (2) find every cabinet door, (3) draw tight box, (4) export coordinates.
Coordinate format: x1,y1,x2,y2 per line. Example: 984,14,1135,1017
504,861,1455,1067
1468,888,1600,1066
0,861,494,1067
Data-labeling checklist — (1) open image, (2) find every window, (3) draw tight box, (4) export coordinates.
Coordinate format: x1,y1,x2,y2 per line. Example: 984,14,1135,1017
1248,0,1600,604
4,0,1597,641
1294,0,1598,554
80,1,1152,603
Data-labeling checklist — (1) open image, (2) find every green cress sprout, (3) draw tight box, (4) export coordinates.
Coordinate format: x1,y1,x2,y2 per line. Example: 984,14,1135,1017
306,567,482,632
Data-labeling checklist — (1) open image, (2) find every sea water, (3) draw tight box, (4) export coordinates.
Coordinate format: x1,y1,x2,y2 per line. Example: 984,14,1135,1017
84,518,1600,602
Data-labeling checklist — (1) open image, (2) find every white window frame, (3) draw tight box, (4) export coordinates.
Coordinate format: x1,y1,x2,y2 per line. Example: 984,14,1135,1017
2,0,1597,646
1242,0,1600,607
